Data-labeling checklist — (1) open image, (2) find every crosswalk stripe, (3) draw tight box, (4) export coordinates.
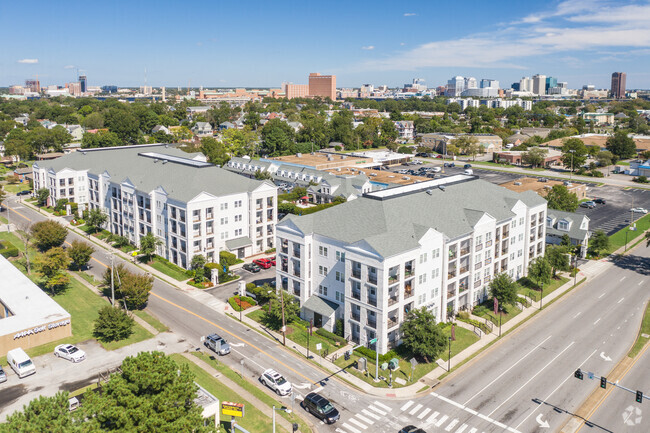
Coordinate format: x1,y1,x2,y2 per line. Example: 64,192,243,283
368,405,387,416
409,404,423,415
445,419,459,431
400,401,414,411
455,424,468,433
348,418,367,429
417,408,431,419
436,415,449,427
362,409,381,420
356,414,373,424
373,401,392,411
468,428,477,433
426,411,439,423
342,423,361,433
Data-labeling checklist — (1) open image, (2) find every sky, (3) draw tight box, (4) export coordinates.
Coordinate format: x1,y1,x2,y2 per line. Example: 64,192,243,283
2,0,650,90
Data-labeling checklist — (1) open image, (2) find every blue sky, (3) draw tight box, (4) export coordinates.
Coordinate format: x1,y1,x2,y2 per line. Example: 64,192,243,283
2,0,650,89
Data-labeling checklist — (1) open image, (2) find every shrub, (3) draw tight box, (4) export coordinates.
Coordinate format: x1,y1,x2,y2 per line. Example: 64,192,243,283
219,251,239,266
334,319,344,337
633,176,649,184
334,145,342,151
315,328,347,346
353,346,399,364
93,306,134,342
0,241,19,258
264,248,276,254
228,295,257,312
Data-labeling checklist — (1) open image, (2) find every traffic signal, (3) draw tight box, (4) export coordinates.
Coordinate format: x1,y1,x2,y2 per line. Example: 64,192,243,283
600,377,607,389
574,369,583,380
636,391,643,403
344,350,350,361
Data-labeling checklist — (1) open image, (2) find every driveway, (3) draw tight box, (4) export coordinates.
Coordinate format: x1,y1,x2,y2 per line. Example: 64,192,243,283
205,265,276,302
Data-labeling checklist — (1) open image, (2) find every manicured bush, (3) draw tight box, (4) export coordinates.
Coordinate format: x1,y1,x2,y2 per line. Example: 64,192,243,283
228,295,257,312
334,318,344,337
353,346,399,364
315,328,347,346
0,241,19,258
219,251,239,266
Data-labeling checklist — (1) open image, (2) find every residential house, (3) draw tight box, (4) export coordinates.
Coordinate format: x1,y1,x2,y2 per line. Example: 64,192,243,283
546,210,590,258
66,125,84,141
394,121,415,140
191,122,213,137
152,125,171,135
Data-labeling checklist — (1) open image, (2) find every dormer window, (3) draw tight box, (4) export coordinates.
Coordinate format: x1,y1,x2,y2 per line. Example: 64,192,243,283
558,220,569,231
546,217,553,228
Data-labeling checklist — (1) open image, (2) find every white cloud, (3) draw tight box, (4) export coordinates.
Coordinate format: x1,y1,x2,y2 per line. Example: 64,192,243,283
400,42,405,46
353,0,650,72
64,65,75,69
404,13,416,17
17,58,38,64
361,45,375,50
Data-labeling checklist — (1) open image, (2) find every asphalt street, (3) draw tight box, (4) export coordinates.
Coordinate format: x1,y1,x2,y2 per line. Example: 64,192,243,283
4,195,650,433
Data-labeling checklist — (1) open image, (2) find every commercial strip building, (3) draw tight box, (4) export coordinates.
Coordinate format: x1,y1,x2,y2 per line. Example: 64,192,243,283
419,133,503,154
0,255,71,357
32,144,277,268
493,148,563,167
500,177,588,200
276,175,547,354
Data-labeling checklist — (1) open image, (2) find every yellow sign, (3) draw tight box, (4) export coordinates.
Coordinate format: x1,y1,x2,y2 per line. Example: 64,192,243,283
222,401,245,417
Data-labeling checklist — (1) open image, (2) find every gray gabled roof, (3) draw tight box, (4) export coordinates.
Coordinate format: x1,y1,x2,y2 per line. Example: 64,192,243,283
302,295,340,317
33,144,272,202
546,209,590,240
279,178,546,258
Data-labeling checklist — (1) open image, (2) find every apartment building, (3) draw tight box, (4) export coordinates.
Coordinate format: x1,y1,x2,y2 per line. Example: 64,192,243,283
32,144,277,269
275,175,547,354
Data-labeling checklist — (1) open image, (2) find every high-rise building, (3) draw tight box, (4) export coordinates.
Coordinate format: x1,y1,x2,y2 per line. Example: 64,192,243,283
446,76,465,97
545,77,557,93
464,77,478,90
532,74,546,95
25,79,40,93
480,79,499,89
285,83,309,99
308,73,336,100
79,75,87,93
611,72,626,98
66,82,82,96
519,77,533,92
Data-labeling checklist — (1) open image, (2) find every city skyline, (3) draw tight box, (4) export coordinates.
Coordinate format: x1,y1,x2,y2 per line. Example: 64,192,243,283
2,0,650,89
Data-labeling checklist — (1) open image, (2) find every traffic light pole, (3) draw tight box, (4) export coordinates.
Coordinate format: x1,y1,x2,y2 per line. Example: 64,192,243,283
574,368,647,403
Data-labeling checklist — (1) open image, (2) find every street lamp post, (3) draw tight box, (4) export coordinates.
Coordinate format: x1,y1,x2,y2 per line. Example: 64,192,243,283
569,149,576,180
272,406,289,433
447,336,452,372
625,226,638,251
539,281,544,310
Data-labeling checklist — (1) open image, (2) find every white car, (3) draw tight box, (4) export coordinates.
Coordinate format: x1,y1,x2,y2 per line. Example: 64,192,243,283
431,167,441,173
260,368,292,396
54,344,86,363
631,207,648,214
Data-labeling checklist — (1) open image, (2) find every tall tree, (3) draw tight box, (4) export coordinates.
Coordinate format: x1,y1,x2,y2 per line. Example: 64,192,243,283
93,306,134,342
36,188,50,207
200,136,230,166
379,119,398,150
606,131,637,159
3,392,87,433
221,127,257,157
119,272,154,310
86,208,108,233
139,232,162,263
544,184,579,212
489,272,519,306
545,245,570,277
522,147,548,168
67,240,95,270
31,220,67,251
527,256,552,291
260,118,295,155
262,291,300,330
589,230,610,256
561,138,588,171
400,307,447,362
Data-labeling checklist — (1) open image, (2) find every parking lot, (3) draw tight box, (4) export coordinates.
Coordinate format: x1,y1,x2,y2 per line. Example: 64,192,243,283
389,162,650,236
205,263,276,302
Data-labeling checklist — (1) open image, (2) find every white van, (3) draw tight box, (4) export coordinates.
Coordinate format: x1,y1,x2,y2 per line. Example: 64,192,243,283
7,348,36,379
464,169,474,175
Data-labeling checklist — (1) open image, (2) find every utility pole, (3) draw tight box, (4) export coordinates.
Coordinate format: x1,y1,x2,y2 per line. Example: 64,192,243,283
280,289,286,346
540,281,543,310
448,336,452,372
569,149,576,180
110,253,115,305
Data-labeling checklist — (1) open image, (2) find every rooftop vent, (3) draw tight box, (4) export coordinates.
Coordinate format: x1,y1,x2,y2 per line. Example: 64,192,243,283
426,189,433,195
438,185,446,191
162,160,168,164
337,167,341,171
327,156,333,161
153,158,158,163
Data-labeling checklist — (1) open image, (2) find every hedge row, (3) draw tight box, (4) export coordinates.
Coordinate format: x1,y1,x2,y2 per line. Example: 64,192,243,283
0,241,19,258
228,295,257,312
315,328,347,346
353,346,399,364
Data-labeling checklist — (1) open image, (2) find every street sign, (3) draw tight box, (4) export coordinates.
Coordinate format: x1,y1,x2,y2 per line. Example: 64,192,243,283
222,402,245,417
316,343,322,351
369,338,377,345
410,357,418,368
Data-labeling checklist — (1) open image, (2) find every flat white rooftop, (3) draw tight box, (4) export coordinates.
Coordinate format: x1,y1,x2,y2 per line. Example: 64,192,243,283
0,255,70,336
365,174,474,199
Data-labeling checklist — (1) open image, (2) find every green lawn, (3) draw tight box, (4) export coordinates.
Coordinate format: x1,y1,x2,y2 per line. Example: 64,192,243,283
149,255,188,281
518,275,570,300
629,302,650,358
607,213,650,254
75,270,101,287
618,161,631,166
133,310,169,333
473,300,522,326
169,354,290,433
0,215,7,224
4,183,30,194
191,353,311,432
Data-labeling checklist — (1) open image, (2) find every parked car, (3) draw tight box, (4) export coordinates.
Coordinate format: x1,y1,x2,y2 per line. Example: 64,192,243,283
431,167,441,173
464,164,472,169
412,160,423,165
303,392,340,424
444,162,455,167
593,198,606,204
7,348,35,379
580,201,596,209
54,344,86,363
260,369,293,396
253,258,273,269
243,263,261,273
204,333,231,355
267,256,276,266
399,426,427,433
16,190,30,196
538,177,548,182
464,169,474,175
631,207,648,214
435,154,443,159
0,366,6,383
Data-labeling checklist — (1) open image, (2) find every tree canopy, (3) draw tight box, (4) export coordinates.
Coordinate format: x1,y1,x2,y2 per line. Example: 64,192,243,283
401,307,447,362
544,184,579,212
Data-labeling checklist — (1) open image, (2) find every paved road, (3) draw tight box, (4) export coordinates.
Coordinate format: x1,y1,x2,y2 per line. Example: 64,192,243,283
588,343,650,432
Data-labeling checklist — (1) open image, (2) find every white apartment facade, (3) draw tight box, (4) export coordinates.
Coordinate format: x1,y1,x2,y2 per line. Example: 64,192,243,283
276,176,547,354
33,144,277,269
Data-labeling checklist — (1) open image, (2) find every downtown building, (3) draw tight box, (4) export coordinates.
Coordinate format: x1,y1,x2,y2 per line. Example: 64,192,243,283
32,144,277,268
275,176,547,354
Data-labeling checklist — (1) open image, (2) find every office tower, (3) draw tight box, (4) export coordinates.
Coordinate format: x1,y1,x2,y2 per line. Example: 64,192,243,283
611,72,626,98
532,74,546,95
308,73,336,100
25,79,40,93
545,77,557,93
519,77,533,92
446,76,465,97
464,77,478,89
480,79,499,89
79,75,87,93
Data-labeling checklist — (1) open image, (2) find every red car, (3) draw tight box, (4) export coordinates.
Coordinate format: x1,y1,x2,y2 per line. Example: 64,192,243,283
268,256,276,266
253,258,272,269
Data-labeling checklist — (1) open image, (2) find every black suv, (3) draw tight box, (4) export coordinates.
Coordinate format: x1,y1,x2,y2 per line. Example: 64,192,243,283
593,198,606,204
303,393,340,424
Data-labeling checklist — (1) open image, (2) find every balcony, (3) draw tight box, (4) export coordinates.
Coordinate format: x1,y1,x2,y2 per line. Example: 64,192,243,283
281,264,288,272
459,281,468,292
368,274,377,285
293,269,301,278
367,318,377,329
475,262,482,270
352,269,361,279
459,266,468,274
447,289,455,299
351,312,360,322
530,235,535,242
388,274,400,284
367,296,377,307
388,296,399,306
486,240,493,247
503,230,509,239
460,247,470,256
449,250,457,261
404,268,415,279
352,290,361,301
292,249,301,259
387,317,399,329
475,243,483,251
447,270,456,279
485,257,492,265
404,284,414,299
502,248,508,255
293,288,301,296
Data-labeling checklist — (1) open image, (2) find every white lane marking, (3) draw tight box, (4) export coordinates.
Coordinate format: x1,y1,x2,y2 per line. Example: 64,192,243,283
594,318,601,325
487,341,575,417
312,386,324,394
400,400,414,411
618,297,625,303
418,408,431,419
367,406,386,416
373,401,392,411
348,418,367,429
514,349,597,430
409,403,423,415
341,423,361,433
426,411,440,423
598,293,605,299
431,392,523,433
435,415,449,427
356,414,373,424
463,335,552,405
468,429,478,433
362,409,380,420
640,281,645,286
445,419,459,431
455,424,468,433
573,312,582,318
620,276,626,281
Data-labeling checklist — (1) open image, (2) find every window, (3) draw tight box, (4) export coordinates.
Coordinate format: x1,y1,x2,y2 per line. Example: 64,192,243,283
335,291,345,302
486,232,492,241
221,232,228,239
318,285,328,296
518,234,524,241
220,217,228,225
419,253,427,263
511,237,516,245
474,273,481,281
430,287,439,299
234,228,243,236
512,220,516,228
558,221,569,231
510,253,515,260
335,271,344,282
336,251,345,262
475,254,481,263
234,200,242,208
235,214,242,222
319,246,328,257
418,293,427,304
220,203,228,211
484,269,490,277
319,266,328,276
476,235,482,244
432,248,440,258
418,274,427,284
431,268,440,279
484,251,490,260
518,249,523,257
